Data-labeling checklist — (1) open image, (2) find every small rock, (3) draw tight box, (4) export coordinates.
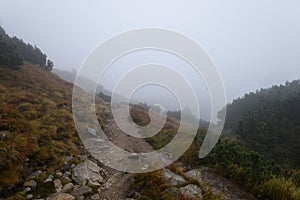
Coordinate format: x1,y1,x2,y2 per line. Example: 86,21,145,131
53,179,63,193
185,169,202,183
71,185,92,197
64,156,73,161
23,180,37,190
72,160,103,186
26,194,33,199
128,153,139,159
55,172,63,177
63,162,69,167
62,183,74,192
27,171,42,180
164,170,186,186
44,178,52,183
133,192,141,199
87,179,100,187
179,184,202,199
23,187,31,193
61,176,72,183
90,194,100,200
63,172,71,178
47,193,75,200
104,172,123,189
44,175,54,183
87,127,96,136
77,196,84,200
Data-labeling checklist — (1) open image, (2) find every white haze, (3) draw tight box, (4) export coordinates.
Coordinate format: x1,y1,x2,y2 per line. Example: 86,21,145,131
1,0,300,119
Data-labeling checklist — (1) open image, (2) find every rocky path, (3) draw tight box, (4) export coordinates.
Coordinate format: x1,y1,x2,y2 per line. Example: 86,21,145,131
199,167,255,200
19,106,255,200
95,117,155,200
87,110,255,200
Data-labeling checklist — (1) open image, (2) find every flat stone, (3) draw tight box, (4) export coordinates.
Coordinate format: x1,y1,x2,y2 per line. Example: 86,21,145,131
62,172,71,178
72,160,103,186
27,171,42,180
47,193,75,200
43,178,52,183
71,185,92,197
62,183,74,192
179,184,202,199
164,170,186,186
61,176,72,183
185,169,202,183
23,187,31,193
77,196,84,200
128,153,139,159
55,172,63,177
104,172,123,189
53,179,63,193
26,194,33,199
87,127,96,136
90,194,100,200
23,180,37,189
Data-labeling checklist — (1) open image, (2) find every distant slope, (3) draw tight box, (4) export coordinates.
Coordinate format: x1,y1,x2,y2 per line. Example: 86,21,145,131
53,68,112,97
224,80,300,166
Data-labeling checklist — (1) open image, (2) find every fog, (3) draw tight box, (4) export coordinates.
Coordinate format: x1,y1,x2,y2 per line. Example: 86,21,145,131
1,0,300,119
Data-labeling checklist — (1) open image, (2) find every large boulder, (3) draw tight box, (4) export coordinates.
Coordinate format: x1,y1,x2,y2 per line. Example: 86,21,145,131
72,159,103,186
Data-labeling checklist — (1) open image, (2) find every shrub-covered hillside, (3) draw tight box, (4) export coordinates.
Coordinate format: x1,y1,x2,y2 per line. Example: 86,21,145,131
0,64,80,195
0,26,53,70
130,82,300,199
224,80,300,167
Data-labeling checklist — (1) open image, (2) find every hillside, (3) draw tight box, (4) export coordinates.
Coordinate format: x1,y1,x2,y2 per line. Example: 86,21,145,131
0,64,81,196
0,64,254,200
224,80,300,166
0,26,53,70
129,82,300,199
0,24,299,199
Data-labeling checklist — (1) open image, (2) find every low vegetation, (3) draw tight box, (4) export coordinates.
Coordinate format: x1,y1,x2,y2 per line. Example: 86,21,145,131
0,64,80,196
130,85,300,200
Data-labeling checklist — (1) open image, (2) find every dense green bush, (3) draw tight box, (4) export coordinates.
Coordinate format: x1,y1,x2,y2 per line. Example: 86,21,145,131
256,178,300,200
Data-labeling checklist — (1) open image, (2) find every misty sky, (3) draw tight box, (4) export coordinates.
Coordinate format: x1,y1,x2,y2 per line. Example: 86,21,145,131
1,0,300,106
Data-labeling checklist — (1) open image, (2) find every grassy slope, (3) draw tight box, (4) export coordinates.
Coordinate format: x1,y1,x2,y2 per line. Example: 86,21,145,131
0,64,83,195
